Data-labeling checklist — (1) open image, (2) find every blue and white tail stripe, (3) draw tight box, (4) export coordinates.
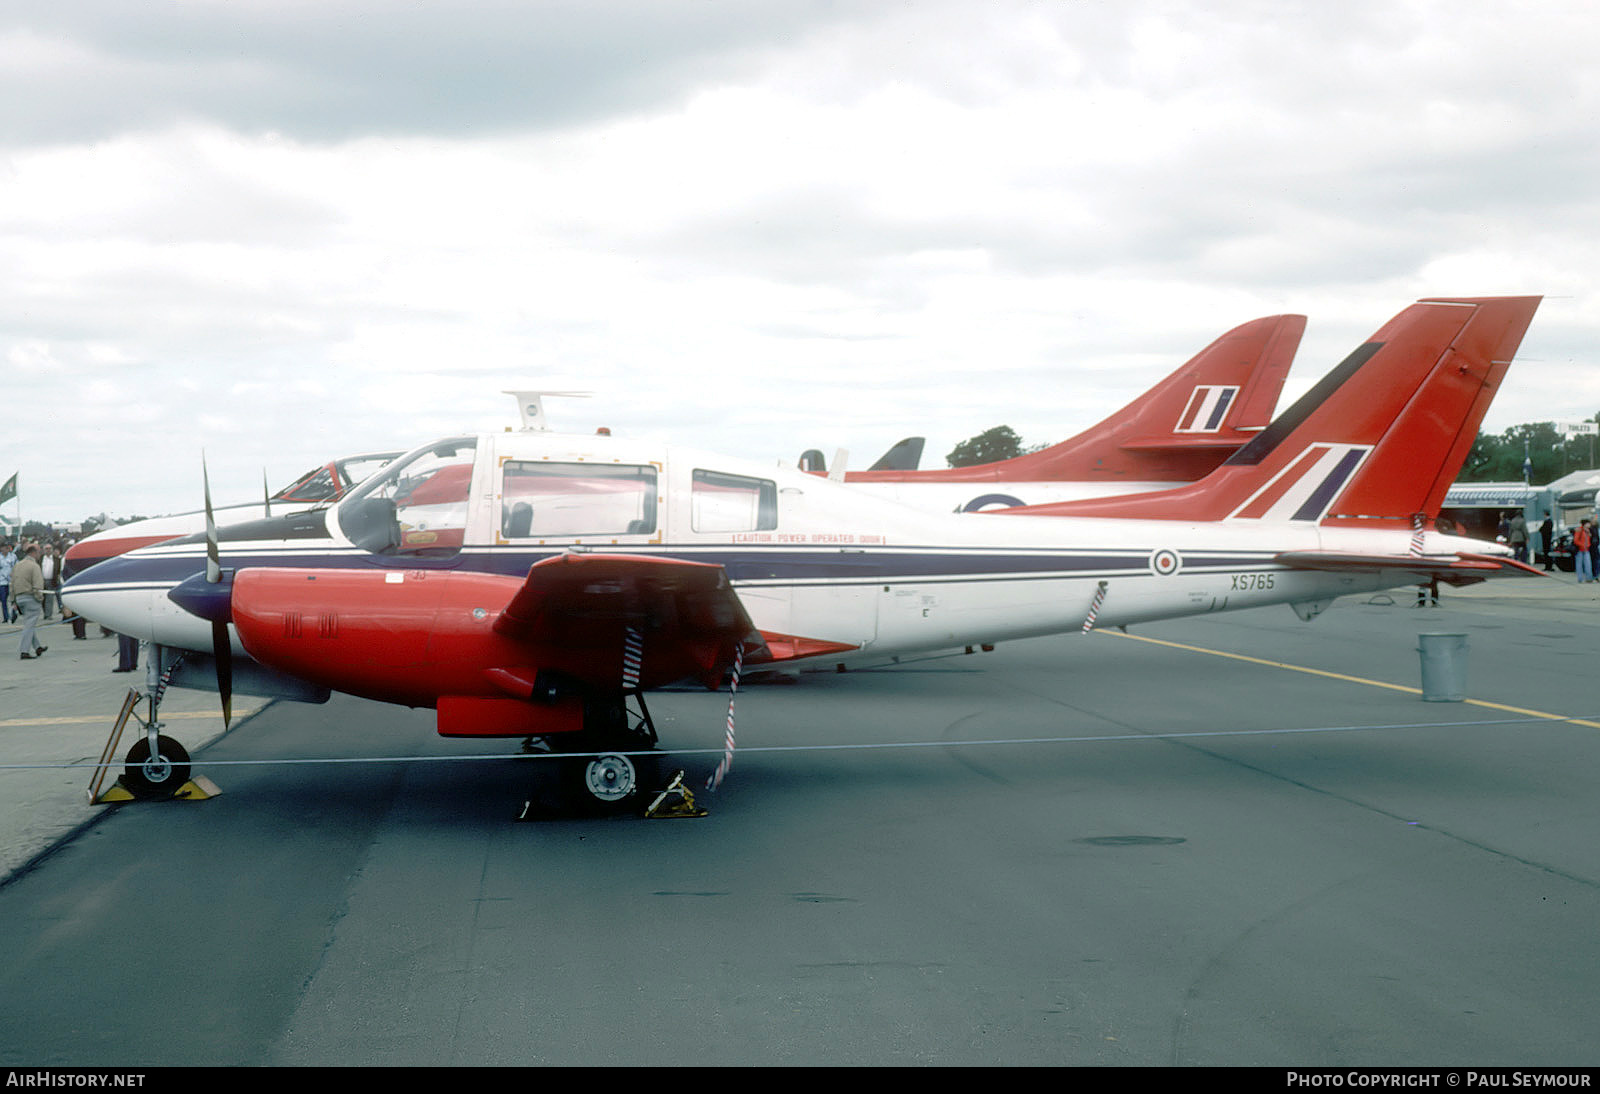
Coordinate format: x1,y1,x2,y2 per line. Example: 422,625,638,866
1176,385,1240,433
1229,443,1373,522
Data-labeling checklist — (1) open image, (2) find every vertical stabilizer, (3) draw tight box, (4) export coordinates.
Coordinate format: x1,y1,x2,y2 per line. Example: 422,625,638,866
843,313,1304,485
1007,297,1541,526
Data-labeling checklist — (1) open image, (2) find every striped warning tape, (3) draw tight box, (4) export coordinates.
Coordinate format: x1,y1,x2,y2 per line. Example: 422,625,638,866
706,642,743,791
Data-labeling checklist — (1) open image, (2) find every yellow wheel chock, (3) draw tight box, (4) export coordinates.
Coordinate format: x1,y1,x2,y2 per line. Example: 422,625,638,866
644,771,708,819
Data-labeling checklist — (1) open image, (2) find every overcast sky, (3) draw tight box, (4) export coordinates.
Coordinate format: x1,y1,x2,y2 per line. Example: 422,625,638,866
4,0,1597,522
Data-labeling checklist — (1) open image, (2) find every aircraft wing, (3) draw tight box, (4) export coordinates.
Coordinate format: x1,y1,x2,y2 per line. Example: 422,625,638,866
493,552,769,685
1275,551,1544,587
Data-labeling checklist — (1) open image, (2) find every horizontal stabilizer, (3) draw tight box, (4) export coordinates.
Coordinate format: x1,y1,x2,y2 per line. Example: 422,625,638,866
1275,550,1544,587
1117,433,1268,452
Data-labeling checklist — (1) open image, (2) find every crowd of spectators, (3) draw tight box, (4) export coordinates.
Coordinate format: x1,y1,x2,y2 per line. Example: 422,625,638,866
0,533,78,625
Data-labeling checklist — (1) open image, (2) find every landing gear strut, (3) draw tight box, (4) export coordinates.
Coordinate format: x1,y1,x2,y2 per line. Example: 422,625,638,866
565,690,661,812
89,649,216,804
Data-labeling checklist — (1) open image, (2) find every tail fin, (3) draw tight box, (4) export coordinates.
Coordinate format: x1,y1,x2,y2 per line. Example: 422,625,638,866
1011,297,1541,526
844,313,1303,485
868,437,926,472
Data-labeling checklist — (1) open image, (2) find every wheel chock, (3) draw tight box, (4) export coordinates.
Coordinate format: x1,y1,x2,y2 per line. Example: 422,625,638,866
92,775,221,805
174,776,222,800
644,771,708,819
92,782,138,805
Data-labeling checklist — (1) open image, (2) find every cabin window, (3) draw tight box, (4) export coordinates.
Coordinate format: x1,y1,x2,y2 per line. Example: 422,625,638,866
691,469,778,533
500,461,658,539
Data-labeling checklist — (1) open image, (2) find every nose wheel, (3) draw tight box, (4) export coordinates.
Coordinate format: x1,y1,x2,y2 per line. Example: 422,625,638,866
123,735,192,800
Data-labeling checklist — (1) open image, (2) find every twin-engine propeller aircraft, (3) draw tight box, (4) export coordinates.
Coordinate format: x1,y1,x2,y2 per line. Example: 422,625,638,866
805,313,1305,511
62,297,1542,809
64,451,401,577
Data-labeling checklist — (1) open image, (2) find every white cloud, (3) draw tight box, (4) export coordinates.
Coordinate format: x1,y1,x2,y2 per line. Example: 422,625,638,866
0,0,1596,521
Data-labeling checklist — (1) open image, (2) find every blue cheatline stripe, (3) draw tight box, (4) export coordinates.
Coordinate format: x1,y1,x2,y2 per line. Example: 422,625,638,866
64,541,1286,594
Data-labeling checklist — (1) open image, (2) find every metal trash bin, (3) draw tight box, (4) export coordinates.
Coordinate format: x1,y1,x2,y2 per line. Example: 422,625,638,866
1417,632,1469,702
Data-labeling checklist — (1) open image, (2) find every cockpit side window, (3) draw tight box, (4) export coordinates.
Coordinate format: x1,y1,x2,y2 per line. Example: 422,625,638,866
691,469,778,532
500,461,658,540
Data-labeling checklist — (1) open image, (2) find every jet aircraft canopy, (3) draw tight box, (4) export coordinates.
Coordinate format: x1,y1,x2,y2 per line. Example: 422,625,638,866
274,451,401,504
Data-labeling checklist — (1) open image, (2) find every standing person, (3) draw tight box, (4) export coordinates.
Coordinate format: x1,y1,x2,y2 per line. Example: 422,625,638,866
40,544,59,619
114,632,139,673
1509,511,1528,564
1575,519,1594,584
0,541,14,623
13,544,47,660
1540,516,1555,571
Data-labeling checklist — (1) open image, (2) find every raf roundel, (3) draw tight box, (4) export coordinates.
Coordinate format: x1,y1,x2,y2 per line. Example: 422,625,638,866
1149,548,1182,577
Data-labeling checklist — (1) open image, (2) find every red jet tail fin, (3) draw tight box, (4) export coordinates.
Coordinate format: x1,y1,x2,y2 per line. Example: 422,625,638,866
843,313,1303,485
1010,297,1541,527
1112,312,1304,459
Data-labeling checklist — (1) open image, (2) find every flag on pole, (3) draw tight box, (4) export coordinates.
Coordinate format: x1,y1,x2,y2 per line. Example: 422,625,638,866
0,473,15,506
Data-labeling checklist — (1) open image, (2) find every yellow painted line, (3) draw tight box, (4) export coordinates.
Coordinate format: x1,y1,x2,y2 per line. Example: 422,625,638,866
0,708,259,729
1098,629,1600,729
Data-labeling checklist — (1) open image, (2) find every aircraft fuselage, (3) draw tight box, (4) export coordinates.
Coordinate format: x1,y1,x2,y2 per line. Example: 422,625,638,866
63,428,1487,702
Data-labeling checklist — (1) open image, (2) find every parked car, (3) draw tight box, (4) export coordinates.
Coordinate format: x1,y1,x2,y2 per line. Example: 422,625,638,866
1551,531,1575,572
1549,528,1598,573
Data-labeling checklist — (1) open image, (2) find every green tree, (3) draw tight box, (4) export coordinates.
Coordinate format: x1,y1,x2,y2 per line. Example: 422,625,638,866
947,425,1026,468
1463,416,1600,483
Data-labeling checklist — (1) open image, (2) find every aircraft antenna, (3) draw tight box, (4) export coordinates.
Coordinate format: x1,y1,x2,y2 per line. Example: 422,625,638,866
505,390,592,432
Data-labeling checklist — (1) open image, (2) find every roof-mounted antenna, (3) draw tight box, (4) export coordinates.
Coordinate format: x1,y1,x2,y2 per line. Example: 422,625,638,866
505,390,592,432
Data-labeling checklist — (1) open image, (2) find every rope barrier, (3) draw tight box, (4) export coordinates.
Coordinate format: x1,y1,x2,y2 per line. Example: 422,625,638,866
3,711,1583,774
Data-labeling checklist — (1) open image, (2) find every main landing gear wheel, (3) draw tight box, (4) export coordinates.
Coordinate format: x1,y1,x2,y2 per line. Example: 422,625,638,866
521,690,664,816
583,753,638,804
123,735,191,800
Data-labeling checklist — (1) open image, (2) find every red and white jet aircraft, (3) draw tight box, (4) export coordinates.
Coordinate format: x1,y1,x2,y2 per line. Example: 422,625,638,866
814,312,1305,511
62,297,1541,807
64,451,400,576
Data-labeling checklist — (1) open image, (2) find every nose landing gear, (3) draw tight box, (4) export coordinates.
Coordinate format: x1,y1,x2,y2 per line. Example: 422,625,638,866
90,683,218,804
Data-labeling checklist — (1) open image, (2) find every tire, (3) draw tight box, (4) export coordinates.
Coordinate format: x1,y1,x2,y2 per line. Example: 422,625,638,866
560,749,661,814
123,735,192,800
